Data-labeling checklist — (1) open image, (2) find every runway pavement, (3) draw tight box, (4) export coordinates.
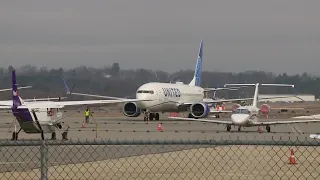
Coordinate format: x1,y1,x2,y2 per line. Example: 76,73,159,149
0,114,319,179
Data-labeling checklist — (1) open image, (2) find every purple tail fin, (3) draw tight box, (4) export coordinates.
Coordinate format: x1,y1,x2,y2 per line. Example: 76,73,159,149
12,69,22,107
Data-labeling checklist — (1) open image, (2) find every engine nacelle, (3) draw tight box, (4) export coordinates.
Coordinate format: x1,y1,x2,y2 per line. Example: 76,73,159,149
231,104,241,112
190,102,210,118
260,104,271,114
122,102,141,117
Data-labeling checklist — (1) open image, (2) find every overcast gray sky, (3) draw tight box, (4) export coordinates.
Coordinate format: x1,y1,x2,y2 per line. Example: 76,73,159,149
0,0,319,74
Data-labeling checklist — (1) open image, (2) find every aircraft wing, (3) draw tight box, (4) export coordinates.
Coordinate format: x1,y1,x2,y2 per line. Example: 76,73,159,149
0,86,32,92
0,106,11,109
203,95,302,104
310,134,320,139
168,117,320,126
251,119,320,126
23,97,68,102
0,101,12,106
210,110,232,113
17,99,150,109
66,92,125,100
168,117,233,124
204,85,251,92
62,78,128,100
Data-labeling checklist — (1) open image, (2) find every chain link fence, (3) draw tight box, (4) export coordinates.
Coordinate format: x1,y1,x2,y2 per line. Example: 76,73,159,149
0,137,319,180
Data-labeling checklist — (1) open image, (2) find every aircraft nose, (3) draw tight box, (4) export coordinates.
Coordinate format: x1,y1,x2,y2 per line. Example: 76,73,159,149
231,114,250,125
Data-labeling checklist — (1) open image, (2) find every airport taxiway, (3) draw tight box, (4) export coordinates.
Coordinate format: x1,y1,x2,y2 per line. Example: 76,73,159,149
0,113,319,141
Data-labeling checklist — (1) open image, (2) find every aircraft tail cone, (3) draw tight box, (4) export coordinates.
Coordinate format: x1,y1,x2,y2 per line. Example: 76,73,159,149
81,121,86,128
157,123,162,131
288,149,296,165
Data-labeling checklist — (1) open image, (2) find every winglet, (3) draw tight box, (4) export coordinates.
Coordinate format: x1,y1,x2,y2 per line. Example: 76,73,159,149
62,78,71,94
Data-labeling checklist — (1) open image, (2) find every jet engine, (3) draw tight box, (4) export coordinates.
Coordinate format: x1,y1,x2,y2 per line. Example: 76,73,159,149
260,104,271,114
123,102,141,117
190,103,210,118
231,104,241,112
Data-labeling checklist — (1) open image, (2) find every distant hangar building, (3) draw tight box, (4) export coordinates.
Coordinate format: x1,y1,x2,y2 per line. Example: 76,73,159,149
259,94,315,102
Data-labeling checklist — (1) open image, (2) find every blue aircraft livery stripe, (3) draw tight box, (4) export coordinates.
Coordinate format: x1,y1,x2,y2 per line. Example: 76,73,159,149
195,40,203,86
12,108,34,122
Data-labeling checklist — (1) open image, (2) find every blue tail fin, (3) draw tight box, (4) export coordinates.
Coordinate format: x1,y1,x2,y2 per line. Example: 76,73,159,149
12,69,22,107
189,40,203,86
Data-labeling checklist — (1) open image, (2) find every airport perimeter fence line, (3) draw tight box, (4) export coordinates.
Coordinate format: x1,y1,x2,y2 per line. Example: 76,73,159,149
0,138,319,180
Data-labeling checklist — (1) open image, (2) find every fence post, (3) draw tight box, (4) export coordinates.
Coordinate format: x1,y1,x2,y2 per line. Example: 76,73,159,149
40,140,48,180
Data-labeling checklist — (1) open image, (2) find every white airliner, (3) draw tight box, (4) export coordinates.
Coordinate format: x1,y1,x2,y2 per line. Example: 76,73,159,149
0,70,149,140
64,40,262,121
169,83,320,132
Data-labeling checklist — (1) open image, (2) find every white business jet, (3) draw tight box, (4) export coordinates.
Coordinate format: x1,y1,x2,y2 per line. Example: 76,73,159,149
0,70,149,140
63,40,264,121
169,83,320,132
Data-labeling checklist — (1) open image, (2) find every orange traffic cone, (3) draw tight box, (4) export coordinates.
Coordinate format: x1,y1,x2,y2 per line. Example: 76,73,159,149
158,123,162,131
288,149,296,164
81,121,86,128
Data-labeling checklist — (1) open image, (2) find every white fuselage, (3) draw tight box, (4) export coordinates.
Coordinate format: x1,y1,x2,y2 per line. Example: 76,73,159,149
135,82,204,112
230,106,260,126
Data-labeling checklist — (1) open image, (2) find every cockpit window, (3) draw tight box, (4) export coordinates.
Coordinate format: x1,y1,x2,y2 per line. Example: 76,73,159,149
137,90,154,94
235,109,250,114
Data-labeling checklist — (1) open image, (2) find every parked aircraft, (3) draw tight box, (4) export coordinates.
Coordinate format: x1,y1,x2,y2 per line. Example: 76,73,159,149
169,83,320,132
0,70,150,140
63,40,271,121
64,40,299,121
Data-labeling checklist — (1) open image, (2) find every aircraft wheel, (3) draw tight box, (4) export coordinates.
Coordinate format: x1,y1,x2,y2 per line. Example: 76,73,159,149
11,132,18,140
227,125,231,131
155,113,160,120
149,113,154,121
216,114,220,118
51,132,56,140
238,126,241,132
266,125,271,132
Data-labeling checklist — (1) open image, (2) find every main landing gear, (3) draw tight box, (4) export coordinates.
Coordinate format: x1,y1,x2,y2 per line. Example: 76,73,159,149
266,125,271,132
225,125,243,132
144,112,160,121
11,128,22,140
226,125,231,131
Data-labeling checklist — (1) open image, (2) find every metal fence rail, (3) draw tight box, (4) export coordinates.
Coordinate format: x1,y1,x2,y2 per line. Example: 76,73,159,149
0,138,319,180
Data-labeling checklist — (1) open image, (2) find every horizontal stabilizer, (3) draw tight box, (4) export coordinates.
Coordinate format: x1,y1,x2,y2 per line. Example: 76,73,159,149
0,86,32,92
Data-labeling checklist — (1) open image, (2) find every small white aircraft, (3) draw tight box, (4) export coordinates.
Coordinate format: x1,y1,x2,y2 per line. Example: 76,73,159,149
63,40,265,121
310,134,320,139
0,70,150,140
169,83,320,132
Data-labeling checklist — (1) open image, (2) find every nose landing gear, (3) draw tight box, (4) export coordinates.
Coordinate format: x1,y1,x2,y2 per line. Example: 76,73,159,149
226,125,231,131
